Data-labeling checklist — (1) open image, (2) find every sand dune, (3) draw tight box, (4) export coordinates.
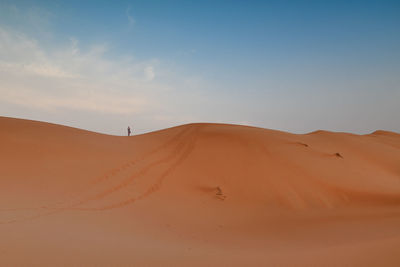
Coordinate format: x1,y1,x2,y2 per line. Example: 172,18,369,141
1,116,400,266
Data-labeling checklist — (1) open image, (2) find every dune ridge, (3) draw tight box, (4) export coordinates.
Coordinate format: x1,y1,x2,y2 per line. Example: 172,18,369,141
1,116,400,266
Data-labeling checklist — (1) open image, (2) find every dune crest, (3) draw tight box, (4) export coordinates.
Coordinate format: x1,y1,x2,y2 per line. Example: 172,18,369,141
1,116,400,266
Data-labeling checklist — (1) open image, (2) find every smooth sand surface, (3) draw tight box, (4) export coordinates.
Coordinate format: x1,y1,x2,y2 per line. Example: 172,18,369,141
1,116,400,266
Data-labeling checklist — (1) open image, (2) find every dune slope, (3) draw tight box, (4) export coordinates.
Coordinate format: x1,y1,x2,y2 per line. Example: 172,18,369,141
1,116,400,266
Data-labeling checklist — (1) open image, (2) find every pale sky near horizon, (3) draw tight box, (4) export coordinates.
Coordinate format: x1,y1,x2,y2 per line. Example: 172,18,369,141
0,0,399,135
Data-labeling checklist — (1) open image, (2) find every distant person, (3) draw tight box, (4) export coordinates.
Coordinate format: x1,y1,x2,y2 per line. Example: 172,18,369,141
127,126,131,136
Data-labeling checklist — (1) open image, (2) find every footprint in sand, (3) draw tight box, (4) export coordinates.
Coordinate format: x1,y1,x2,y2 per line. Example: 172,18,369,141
296,142,309,147
215,186,226,200
334,152,343,158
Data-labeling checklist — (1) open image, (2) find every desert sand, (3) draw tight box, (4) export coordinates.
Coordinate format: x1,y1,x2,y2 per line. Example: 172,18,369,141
1,116,400,266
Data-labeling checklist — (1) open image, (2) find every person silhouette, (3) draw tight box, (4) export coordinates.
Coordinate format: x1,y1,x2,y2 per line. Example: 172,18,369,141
127,126,131,136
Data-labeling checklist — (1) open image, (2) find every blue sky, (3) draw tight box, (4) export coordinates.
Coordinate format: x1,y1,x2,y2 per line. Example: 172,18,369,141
0,0,399,135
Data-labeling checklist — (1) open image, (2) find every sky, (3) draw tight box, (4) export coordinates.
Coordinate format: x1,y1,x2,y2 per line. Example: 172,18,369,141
0,0,399,135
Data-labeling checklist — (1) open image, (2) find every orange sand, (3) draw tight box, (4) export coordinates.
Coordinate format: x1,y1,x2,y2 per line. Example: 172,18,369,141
1,116,400,266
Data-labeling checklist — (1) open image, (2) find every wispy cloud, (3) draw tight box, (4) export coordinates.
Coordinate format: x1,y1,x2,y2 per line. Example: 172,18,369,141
0,26,161,115
144,66,155,81
126,7,135,27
